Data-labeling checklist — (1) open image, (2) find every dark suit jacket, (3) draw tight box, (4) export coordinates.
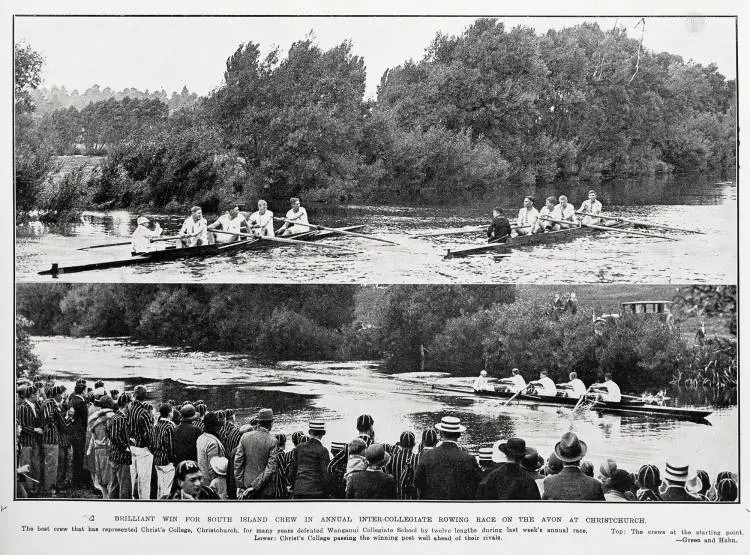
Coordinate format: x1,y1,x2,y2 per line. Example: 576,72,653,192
172,422,202,465
346,469,397,499
476,462,541,500
661,486,701,502
542,465,605,500
68,394,88,438
290,438,330,498
414,442,481,500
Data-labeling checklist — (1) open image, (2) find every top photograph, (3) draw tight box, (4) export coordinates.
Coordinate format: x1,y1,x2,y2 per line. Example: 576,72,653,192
14,16,737,284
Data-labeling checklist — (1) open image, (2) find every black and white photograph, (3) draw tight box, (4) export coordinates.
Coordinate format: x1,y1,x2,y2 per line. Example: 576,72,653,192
14,16,736,283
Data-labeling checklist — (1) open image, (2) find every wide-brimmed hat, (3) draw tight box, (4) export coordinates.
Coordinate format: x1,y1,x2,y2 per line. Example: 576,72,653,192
520,448,544,472
179,404,197,421
364,443,390,467
434,416,466,434
477,446,494,462
498,438,534,460
210,456,228,476
356,414,374,429
137,216,150,225
257,408,273,422
665,461,690,483
686,470,711,495
309,419,326,432
554,432,587,462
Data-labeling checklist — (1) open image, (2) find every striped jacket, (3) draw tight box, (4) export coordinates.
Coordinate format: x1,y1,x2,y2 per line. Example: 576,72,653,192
152,418,176,466
274,450,293,499
386,445,415,500
126,400,153,449
41,398,71,445
327,449,348,499
107,410,132,465
17,400,40,447
218,422,242,454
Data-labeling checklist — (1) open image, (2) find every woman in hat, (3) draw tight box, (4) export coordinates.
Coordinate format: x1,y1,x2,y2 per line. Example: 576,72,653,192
131,216,162,254
346,444,396,499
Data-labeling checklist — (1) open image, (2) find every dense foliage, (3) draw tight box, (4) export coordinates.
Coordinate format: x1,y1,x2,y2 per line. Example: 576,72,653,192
16,315,42,378
15,19,736,213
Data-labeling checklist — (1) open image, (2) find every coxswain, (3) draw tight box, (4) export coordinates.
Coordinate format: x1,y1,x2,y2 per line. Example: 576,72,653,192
487,207,511,243
248,200,275,237
590,372,622,403
515,196,539,236
179,206,208,247
208,203,248,243
472,370,493,392
131,216,162,254
557,371,587,398
550,195,576,230
277,197,310,236
578,190,602,225
532,196,557,233
497,368,527,393
528,370,558,397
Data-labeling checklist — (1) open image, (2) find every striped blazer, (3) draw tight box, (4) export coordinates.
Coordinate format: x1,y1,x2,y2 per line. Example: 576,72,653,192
152,418,176,466
106,410,132,466
17,401,40,448
126,400,153,449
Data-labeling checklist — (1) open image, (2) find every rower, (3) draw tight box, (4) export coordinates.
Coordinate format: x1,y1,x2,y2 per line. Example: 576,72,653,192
497,368,526,393
515,196,539,236
131,216,162,254
487,207,511,243
277,197,310,236
578,190,602,225
528,370,557,397
208,203,248,243
550,195,576,230
472,370,493,392
248,200,275,237
557,371,587,398
533,196,557,233
179,206,208,247
590,372,622,403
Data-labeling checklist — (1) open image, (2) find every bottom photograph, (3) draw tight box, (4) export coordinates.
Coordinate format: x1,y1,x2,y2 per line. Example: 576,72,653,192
14,283,738,502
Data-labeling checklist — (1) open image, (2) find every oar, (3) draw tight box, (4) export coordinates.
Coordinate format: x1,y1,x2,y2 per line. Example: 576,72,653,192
273,217,398,245
502,383,532,407
415,224,531,239
575,211,704,235
539,217,677,241
77,234,181,251
211,228,356,252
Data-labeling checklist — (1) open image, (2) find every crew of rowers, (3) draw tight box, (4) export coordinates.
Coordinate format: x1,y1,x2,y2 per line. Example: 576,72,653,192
472,368,622,403
131,197,310,254
487,190,603,243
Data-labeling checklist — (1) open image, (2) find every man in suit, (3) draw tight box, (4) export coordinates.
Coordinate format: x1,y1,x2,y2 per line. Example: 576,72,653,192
660,461,701,502
476,438,541,500
346,444,396,499
67,382,90,488
414,416,481,500
172,404,202,467
542,432,604,500
290,419,330,499
234,408,278,499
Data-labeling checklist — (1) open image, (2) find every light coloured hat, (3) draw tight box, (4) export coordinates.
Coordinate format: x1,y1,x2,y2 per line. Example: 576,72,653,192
434,416,466,434
477,446,494,462
309,419,326,432
137,216,150,225
665,461,690,483
257,408,273,421
210,456,228,476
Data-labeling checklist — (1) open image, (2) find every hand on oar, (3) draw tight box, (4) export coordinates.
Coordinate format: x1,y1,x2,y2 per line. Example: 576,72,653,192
574,211,704,235
211,228,357,253
272,217,398,245
502,383,532,407
540,216,677,241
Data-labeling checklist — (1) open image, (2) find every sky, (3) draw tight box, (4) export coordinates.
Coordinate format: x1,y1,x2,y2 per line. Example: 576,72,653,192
14,16,737,100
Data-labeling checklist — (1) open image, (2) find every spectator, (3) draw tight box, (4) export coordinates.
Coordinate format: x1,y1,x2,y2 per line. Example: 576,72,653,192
661,461,701,502
106,394,132,499
209,456,228,499
290,419,330,499
636,464,662,501
476,438,541,500
166,460,218,500
173,404,202,467
234,408,275,499
152,403,176,499
346,444,396,499
542,432,604,500
197,412,226,489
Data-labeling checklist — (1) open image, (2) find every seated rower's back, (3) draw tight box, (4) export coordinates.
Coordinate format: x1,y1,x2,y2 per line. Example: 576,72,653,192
529,370,557,397
487,207,511,243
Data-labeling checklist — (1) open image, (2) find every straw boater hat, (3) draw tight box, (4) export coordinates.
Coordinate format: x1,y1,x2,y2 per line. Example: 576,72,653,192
210,456,228,477
330,441,347,454
309,419,326,433
477,446,494,463
434,416,466,434
364,444,390,467
554,432,587,463
664,461,690,483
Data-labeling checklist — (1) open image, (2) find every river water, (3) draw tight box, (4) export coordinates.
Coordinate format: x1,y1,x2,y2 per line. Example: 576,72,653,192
17,176,736,284
33,335,738,482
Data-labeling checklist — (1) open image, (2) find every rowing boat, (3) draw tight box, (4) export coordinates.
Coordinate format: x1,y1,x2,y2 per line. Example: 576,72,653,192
444,221,625,259
430,384,712,422
38,225,364,276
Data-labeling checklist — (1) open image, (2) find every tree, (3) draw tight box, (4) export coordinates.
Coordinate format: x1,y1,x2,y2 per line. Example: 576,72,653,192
673,285,737,335
15,41,44,113
16,315,41,378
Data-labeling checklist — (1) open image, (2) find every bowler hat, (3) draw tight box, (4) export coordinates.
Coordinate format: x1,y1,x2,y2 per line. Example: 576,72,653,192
554,432,587,462
364,443,390,467
180,403,197,421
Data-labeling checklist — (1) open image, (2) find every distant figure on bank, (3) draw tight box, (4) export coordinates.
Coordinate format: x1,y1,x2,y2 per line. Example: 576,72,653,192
277,197,310,236
179,206,208,248
487,207,511,243
414,416,481,500
566,292,578,314
131,216,162,254
515,196,539,236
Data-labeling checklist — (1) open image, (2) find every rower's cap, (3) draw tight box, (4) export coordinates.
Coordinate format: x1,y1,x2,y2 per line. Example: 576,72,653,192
356,414,375,430
137,216,150,225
